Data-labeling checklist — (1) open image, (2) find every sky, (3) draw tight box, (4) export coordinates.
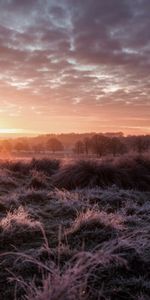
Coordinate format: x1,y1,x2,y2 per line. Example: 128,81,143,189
0,0,150,136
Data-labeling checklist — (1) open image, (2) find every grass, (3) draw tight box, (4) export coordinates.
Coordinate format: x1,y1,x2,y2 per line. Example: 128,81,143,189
0,206,43,251
51,154,150,190
0,154,150,299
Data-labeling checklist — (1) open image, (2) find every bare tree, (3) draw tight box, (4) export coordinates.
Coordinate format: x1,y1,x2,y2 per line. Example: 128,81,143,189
73,140,84,155
109,137,127,156
91,134,110,157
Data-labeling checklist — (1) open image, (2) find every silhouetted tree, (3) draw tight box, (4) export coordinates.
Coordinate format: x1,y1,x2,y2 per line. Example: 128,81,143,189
83,137,91,155
46,138,64,153
91,134,110,157
133,136,150,154
32,143,45,153
14,141,30,152
73,140,84,155
109,137,127,156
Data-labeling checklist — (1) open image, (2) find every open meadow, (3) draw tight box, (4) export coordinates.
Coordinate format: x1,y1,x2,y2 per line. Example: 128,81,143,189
0,154,150,300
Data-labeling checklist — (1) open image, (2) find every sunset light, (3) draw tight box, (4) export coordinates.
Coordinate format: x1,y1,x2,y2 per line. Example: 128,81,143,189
0,128,23,134
0,0,149,136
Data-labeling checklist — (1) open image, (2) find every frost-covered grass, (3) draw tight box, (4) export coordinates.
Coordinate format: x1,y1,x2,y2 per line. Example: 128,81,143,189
51,155,150,190
0,156,150,299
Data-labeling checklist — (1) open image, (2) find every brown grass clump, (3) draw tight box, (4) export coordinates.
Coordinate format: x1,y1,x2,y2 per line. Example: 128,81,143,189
51,156,150,190
25,266,87,300
30,158,60,176
19,189,49,204
0,169,18,189
1,158,60,177
23,249,129,300
51,160,123,189
2,160,31,175
0,206,43,250
64,209,123,249
28,171,49,189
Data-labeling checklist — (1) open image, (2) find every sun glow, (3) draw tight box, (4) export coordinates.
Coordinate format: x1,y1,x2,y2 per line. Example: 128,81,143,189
0,128,43,137
0,128,24,134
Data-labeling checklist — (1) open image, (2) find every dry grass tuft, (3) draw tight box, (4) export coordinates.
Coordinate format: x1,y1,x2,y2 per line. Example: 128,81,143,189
64,209,124,249
0,206,43,250
51,155,150,190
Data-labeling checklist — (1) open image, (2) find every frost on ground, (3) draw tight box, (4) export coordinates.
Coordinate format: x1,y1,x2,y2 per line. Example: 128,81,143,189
0,155,150,300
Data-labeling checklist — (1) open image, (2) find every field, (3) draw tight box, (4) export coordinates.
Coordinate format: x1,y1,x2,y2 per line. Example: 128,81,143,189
0,154,150,300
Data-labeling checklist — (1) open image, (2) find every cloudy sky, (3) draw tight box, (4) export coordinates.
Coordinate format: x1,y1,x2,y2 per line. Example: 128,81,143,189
0,0,150,135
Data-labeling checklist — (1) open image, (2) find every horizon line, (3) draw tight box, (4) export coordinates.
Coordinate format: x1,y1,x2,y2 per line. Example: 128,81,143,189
0,128,150,139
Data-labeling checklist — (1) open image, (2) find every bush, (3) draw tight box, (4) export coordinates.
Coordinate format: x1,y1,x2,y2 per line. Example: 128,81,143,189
30,158,60,176
51,157,150,190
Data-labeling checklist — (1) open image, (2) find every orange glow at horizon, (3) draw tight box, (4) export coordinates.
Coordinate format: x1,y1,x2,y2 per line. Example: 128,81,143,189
0,128,23,134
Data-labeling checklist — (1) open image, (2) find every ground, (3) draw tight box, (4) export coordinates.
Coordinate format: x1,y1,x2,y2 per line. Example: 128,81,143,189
0,155,150,300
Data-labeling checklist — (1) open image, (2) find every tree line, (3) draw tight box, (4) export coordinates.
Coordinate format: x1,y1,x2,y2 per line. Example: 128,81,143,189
73,134,150,156
0,138,63,154
0,134,150,156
